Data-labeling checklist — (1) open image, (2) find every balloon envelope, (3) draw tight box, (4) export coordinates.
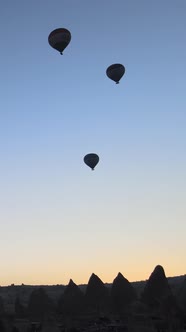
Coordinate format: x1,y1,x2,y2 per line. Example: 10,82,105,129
106,63,125,84
48,28,71,54
84,153,99,170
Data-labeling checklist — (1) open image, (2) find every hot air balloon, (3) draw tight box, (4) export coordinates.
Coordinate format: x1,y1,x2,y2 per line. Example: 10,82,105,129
84,153,99,170
48,28,71,54
106,64,125,84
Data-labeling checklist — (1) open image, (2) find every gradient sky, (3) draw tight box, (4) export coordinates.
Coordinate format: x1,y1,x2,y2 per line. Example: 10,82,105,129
0,0,186,286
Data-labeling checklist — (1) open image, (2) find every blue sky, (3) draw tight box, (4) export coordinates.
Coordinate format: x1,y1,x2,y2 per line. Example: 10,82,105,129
0,0,186,285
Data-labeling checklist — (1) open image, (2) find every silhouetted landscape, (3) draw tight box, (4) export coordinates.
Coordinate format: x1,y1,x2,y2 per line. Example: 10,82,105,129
0,265,186,331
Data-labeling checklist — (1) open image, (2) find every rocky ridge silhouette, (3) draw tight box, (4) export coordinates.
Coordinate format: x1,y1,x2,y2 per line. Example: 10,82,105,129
0,265,185,320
